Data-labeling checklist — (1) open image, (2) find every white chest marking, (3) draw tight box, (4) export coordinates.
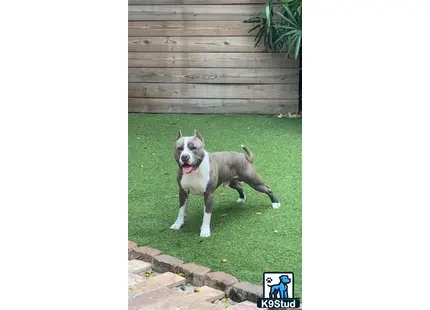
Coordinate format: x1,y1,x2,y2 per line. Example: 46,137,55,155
180,151,210,195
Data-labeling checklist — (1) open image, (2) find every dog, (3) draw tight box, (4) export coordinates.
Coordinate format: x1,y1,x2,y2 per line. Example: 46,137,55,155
269,275,291,299
170,129,280,237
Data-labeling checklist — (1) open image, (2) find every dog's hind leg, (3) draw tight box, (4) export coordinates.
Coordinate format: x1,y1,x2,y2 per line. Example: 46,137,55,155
249,182,280,209
241,173,280,209
269,288,275,298
229,179,246,203
270,287,279,299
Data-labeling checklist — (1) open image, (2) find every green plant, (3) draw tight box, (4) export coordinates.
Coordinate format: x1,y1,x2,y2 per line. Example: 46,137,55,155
244,0,302,59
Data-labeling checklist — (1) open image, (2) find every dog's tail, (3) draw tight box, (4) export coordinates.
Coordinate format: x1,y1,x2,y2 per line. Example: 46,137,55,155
241,144,254,164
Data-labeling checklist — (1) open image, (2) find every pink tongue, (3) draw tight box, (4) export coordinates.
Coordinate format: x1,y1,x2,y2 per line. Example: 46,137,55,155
182,165,194,174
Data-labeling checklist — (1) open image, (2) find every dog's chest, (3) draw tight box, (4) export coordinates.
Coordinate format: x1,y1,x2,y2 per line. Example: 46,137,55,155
180,172,208,195
180,153,210,195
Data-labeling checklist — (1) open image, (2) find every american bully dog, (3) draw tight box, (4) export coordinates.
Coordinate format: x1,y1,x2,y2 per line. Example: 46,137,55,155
170,130,280,237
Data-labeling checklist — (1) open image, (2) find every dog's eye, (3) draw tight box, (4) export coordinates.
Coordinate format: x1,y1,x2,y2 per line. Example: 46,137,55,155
189,146,197,150
177,146,183,151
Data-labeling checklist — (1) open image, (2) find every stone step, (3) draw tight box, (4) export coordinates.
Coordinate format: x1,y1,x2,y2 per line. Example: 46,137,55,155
128,260,152,274
129,287,185,310
230,301,264,310
174,302,224,310
129,271,186,296
130,284,224,310
128,273,145,286
128,270,259,310
182,285,225,303
139,293,223,310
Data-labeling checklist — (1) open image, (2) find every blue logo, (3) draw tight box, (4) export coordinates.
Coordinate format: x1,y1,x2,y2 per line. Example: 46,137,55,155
257,272,300,309
267,274,292,298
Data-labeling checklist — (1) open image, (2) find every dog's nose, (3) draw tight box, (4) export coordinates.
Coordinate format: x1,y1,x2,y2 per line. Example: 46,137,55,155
181,154,190,162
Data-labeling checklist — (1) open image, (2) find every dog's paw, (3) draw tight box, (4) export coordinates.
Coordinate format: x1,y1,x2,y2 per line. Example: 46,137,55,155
272,202,281,209
170,222,183,230
237,197,246,203
200,226,211,237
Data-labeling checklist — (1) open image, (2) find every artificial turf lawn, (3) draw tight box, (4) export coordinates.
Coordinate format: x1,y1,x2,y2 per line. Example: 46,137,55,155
128,114,302,297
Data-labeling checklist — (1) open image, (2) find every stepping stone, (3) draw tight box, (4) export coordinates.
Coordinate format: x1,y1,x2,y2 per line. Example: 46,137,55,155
130,284,224,310
138,293,223,310
136,291,189,310
174,302,224,310
230,301,264,310
129,260,152,274
129,287,185,310
128,273,145,286
129,272,186,295
182,286,225,303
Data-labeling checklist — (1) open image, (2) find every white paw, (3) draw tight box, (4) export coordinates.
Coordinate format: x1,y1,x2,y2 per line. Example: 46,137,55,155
170,222,183,230
236,195,246,203
200,226,211,237
272,202,281,209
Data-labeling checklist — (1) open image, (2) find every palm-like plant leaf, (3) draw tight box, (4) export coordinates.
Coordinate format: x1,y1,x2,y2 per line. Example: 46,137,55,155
255,26,265,47
294,35,301,59
281,3,298,25
248,23,261,34
245,0,301,59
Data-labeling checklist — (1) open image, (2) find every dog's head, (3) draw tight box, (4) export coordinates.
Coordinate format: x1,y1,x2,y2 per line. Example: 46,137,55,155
174,129,206,174
279,275,291,285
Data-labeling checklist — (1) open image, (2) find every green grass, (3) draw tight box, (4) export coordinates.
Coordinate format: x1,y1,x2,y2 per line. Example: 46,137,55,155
128,114,302,297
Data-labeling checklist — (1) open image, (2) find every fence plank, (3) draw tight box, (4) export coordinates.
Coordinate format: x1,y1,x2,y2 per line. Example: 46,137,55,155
127,2,299,114
129,37,266,52
129,98,298,114
128,68,298,84
128,21,256,37
128,52,298,68
129,0,267,4
128,83,298,99
128,5,261,21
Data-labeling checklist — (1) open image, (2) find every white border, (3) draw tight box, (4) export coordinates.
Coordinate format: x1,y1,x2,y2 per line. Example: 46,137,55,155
0,0,127,309
304,0,430,309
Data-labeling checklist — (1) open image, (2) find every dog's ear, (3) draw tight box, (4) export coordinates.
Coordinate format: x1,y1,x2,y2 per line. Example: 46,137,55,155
194,129,204,143
177,130,183,140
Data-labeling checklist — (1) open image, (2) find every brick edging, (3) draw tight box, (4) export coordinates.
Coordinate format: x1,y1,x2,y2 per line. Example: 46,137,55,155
128,241,263,304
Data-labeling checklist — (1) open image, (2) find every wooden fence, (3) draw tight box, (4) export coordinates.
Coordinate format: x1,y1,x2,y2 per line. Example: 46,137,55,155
128,0,299,114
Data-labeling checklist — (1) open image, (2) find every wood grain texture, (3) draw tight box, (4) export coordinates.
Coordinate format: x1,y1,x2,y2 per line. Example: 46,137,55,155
128,68,298,84
128,83,298,99
129,98,298,114
127,2,299,114
128,21,255,37
128,52,298,68
129,37,266,52
128,5,261,21
129,0,267,4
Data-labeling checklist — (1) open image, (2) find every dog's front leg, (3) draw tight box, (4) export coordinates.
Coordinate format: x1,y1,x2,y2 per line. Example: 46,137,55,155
200,192,214,237
280,289,286,299
170,188,188,230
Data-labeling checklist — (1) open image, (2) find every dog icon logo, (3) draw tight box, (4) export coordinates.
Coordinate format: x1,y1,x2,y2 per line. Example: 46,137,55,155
266,275,291,298
257,272,300,308
263,272,294,299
